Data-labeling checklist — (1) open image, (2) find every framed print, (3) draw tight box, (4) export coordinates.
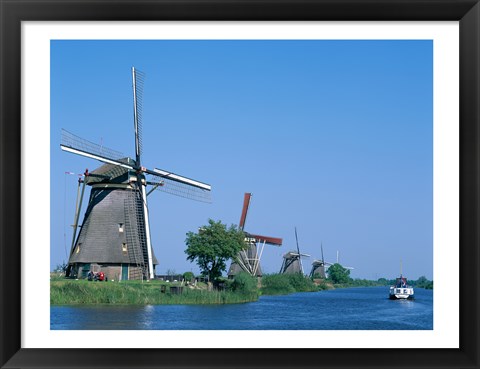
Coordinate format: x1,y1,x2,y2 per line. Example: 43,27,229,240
1,0,479,368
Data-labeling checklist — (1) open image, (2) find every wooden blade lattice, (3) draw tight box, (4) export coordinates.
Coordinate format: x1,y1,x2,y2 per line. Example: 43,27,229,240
133,68,145,159
61,129,125,162
147,175,211,203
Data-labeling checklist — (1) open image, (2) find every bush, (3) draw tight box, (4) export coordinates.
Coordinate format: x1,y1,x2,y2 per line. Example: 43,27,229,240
261,274,295,295
287,273,318,292
230,272,258,295
261,273,318,295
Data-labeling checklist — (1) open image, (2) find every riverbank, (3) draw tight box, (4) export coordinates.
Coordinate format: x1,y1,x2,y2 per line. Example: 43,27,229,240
50,274,432,305
51,273,325,305
51,279,259,305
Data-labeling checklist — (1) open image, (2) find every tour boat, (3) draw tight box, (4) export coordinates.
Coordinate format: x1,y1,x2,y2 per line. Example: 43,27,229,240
389,275,414,300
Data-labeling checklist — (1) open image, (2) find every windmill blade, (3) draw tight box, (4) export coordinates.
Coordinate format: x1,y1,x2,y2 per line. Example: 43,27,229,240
151,168,211,191
294,227,304,274
248,233,282,246
239,193,252,230
147,175,211,203
61,144,135,171
294,227,300,254
61,129,134,170
318,245,333,265
132,67,145,164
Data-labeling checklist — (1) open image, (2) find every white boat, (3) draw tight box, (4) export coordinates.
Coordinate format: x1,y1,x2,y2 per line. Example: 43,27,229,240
389,275,414,300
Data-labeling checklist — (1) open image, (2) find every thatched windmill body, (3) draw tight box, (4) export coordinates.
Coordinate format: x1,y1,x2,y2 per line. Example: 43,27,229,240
62,68,211,281
228,193,282,278
279,227,310,275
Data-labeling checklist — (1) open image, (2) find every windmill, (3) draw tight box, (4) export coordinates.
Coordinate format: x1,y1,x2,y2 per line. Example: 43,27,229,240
227,193,282,278
309,243,333,279
62,67,211,281
279,227,310,275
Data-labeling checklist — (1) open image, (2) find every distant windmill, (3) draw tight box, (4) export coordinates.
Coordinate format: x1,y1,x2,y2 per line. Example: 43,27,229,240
309,243,333,279
228,193,282,278
279,227,310,275
62,67,211,281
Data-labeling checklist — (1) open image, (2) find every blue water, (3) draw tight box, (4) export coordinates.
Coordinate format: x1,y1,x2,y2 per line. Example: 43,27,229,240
50,287,433,330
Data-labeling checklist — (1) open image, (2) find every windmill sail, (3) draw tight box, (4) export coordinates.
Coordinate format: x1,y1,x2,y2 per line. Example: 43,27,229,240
239,193,252,230
61,129,134,170
295,227,304,274
147,175,211,203
129,67,155,279
132,67,145,162
247,233,282,246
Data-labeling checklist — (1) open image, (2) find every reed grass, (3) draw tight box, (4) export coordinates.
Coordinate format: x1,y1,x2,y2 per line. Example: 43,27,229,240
50,279,259,305
51,273,325,305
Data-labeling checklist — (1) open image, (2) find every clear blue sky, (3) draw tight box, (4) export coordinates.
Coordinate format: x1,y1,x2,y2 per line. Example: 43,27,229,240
50,40,433,280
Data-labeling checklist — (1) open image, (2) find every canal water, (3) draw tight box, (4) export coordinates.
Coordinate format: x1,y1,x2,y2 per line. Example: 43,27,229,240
50,287,433,330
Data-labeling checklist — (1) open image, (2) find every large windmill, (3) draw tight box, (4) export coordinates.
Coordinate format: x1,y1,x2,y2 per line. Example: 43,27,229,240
279,227,310,275
228,193,282,278
309,243,332,279
62,67,211,281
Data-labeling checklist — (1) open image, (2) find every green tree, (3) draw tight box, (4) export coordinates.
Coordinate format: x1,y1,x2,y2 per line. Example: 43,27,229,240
377,277,388,285
182,271,195,282
414,276,433,289
185,219,246,282
327,263,351,284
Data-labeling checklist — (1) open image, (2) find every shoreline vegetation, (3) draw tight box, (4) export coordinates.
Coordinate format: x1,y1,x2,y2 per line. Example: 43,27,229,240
52,221,432,305
50,272,433,306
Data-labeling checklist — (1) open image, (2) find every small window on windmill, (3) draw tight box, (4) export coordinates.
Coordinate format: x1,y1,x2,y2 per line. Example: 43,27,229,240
75,243,81,254
122,243,128,255
118,223,124,233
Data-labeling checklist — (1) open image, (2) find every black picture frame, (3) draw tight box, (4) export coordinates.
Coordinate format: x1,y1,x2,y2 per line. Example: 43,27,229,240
1,1,479,368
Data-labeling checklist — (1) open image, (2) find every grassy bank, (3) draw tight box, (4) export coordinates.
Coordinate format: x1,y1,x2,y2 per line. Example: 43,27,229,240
51,279,259,305
51,272,328,305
